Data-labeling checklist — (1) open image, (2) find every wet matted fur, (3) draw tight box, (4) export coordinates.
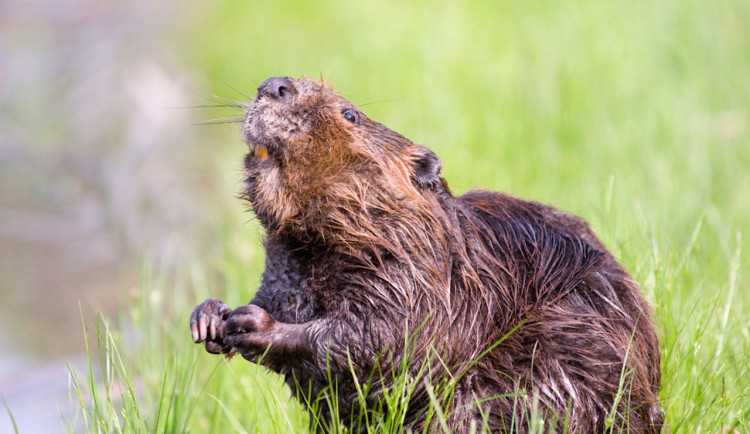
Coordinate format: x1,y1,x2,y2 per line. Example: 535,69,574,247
190,77,663,432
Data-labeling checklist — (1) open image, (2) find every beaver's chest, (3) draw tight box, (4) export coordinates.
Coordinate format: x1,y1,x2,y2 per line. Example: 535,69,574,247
250,238,356,324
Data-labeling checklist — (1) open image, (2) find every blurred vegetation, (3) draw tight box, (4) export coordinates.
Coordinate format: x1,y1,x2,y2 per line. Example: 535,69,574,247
66,0,750,431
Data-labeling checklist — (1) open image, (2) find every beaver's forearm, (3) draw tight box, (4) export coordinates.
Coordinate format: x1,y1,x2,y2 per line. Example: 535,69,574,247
224,304,401,376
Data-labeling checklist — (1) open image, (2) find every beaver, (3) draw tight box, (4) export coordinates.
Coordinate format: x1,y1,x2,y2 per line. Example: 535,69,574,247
190,76,663,432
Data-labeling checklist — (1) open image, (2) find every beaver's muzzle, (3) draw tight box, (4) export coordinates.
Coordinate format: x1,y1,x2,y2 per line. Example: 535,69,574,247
256,76,297,102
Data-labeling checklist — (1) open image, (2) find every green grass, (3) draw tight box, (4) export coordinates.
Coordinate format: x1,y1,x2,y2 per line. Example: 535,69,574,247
67,0,749,431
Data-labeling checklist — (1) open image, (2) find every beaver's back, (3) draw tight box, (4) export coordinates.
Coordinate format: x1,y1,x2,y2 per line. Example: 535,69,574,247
453,190,663,432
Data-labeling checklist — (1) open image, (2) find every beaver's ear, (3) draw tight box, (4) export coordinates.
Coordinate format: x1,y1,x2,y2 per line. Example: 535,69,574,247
411,145,442,188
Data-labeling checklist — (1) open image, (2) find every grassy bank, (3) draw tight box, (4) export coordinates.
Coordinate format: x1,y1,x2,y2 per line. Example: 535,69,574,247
68,0,749,431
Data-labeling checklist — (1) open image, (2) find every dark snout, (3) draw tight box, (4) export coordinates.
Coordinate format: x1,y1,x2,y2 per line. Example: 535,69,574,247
257,77,297,101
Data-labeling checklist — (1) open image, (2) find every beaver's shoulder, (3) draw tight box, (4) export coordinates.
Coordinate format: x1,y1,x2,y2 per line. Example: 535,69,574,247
458,189,608,252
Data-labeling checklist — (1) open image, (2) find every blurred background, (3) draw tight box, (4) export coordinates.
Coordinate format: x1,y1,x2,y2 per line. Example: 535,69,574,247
1,0,748,431
1,0,230,429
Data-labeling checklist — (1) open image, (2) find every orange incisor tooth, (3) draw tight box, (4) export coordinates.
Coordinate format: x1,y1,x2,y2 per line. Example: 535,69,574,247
254,145,268,159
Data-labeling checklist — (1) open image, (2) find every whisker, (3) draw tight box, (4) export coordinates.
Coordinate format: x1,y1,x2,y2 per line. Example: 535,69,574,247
217,79,254,101
165,104,246,110
192,117,245,126
356,97,408,108
186,88,248,108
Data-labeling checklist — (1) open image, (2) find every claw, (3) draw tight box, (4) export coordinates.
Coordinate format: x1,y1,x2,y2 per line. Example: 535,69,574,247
198,314,208,341
209,316,218,340
191,322,199,342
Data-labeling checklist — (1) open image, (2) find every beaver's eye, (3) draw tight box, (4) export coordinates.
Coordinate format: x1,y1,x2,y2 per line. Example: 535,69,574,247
342,110,358,124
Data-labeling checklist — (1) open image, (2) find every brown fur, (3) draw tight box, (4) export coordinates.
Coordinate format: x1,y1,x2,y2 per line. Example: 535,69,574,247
190,77,662,432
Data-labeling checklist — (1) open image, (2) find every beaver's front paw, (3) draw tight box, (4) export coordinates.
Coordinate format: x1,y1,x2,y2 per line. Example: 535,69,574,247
190,298,233,355
224,304,277,362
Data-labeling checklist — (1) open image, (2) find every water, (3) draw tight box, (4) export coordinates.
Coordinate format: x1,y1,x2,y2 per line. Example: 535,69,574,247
0,0,225,430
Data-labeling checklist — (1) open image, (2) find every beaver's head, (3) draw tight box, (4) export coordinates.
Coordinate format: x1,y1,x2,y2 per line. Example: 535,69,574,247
242,77,446,236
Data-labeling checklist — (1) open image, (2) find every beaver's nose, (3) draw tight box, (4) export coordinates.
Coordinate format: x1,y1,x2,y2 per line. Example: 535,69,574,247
257,77,297,101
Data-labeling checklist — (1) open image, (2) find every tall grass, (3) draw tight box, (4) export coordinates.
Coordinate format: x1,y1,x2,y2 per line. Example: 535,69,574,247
67,0,749,431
